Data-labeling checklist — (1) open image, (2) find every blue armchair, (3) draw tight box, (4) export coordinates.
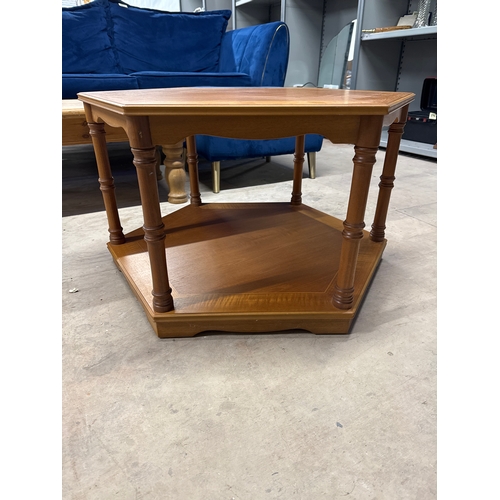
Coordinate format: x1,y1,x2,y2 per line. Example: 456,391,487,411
195,134,324,193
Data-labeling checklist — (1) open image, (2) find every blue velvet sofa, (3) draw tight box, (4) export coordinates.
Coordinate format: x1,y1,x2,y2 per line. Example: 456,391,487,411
62,0,290,99
63,0,323,199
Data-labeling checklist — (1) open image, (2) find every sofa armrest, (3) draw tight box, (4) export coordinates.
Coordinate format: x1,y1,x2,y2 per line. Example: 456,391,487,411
219,21,289,87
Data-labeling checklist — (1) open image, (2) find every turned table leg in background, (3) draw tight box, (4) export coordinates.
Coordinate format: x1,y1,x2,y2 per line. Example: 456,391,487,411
162,140,188,204
86,120,126,245
291,135,305,206
370,107,409,242
185,136,202,206
154,147,163,180
332,116,384,310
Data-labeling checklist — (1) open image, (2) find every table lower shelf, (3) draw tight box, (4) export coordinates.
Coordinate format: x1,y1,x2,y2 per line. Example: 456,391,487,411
108,202,386,337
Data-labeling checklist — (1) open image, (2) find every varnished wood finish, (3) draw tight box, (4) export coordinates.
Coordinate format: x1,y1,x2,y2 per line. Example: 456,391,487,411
84,107,125,245
63,99,129,145
78,87,412,118
291,135,305,205
185,136,202,206
161,141,188,204
370,109,409,242
79,88,413,145
108,203,386,337
127,117,174,313
332,115,383,309
64,99,162,180
77,87,414,337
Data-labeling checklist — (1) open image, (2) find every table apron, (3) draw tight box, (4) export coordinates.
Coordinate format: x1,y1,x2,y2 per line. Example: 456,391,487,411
85,106,120,128
85,106,403,148
148,114,363,145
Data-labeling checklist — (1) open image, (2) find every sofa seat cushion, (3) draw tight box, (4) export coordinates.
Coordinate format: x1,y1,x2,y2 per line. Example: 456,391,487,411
108,1,231,73
62,0,120,74
62,74,139,100
132,71,253,89
195,134,324,162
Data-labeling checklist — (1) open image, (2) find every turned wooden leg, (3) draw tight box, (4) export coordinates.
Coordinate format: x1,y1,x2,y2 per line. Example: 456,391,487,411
332,116,383,310
186,136,202,206
162,140,188,204
307,152,316,179
87,121,125,245
291,135,305,205
370,109,409,242
212,161,221,194
132,145,174,313
155,147,163,180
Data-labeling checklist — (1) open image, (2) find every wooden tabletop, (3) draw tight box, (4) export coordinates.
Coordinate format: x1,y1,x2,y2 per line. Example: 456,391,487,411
62,99,85,115
77,87,414,117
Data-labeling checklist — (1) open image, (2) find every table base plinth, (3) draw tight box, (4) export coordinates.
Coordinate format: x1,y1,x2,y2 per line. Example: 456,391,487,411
108,203,386,337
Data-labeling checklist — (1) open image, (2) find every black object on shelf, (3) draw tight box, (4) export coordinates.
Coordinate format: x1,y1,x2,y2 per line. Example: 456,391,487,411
402,77,437,145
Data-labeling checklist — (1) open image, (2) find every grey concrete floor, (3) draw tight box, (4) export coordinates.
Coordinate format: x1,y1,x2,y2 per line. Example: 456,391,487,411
62,140,437,499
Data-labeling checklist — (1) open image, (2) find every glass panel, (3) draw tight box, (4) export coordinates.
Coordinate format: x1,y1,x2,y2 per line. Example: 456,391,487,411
318,20,355,89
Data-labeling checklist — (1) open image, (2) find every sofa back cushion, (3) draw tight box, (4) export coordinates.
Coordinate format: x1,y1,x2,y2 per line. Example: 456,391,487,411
108,1,231,73
62,0,120,74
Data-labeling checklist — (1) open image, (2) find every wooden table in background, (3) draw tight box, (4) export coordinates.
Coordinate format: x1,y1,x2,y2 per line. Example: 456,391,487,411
63,99,129,145
62,99,176,196
78,87,414,338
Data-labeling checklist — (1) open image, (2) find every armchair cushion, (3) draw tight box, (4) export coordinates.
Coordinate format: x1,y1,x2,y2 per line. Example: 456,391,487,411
195,135,324,162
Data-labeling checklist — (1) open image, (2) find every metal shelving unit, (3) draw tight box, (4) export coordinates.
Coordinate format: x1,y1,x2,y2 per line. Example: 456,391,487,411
233,0,284,29
229,0,438,162
232,0,323,88
360,25,437,41
380,130,437,159
351,0,437,159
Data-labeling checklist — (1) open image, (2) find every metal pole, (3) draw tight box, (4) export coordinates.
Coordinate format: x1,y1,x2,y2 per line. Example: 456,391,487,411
350,0,365,89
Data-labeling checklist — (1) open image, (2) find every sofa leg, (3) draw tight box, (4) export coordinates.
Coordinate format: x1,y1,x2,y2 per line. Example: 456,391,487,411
212,161,221,193
307,152,317,179
162,141,188,204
